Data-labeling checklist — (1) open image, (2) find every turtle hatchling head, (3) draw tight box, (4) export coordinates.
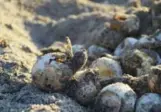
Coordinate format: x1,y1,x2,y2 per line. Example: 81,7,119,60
68,49,88,73
40,36,73,59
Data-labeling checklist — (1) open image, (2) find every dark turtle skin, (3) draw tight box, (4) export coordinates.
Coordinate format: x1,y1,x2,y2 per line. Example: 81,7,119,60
66,69,101,105
40,37,74,59
32,37,88,92
66,49,88,73
40,37,88,73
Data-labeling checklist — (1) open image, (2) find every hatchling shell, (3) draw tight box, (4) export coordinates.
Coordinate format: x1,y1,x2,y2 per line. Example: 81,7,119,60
90,57,122,79
31,53,73,91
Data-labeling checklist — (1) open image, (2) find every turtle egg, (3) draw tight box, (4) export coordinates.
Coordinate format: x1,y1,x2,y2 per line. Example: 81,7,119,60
32,53,73,91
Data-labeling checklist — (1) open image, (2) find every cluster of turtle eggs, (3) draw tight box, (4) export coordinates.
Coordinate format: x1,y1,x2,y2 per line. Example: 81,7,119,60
32,30,161,111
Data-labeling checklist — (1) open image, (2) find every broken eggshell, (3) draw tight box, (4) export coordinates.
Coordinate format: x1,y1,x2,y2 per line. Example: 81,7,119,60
31,53,73,91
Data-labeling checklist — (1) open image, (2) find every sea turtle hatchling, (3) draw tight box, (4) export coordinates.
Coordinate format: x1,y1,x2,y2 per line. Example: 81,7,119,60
67,68,101,105
40,36,73,60
31,37,88,92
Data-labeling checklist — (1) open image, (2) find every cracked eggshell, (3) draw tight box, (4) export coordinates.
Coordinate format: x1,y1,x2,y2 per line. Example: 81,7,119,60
31,53,73,91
